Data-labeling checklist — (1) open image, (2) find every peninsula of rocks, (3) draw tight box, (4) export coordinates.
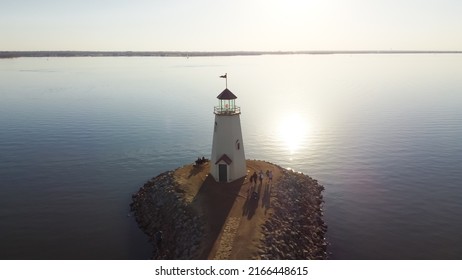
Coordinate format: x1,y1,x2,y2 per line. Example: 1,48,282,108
130,159,327,260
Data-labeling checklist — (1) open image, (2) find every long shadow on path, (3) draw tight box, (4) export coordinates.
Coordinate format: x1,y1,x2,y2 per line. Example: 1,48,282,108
261,183,271,213
242,182,266,220
191,175,245,259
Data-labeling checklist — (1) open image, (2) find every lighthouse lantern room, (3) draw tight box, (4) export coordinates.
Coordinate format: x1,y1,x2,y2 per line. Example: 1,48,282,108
210,88,246,183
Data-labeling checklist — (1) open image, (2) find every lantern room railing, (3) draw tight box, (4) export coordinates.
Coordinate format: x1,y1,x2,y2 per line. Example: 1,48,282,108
214,106,241,115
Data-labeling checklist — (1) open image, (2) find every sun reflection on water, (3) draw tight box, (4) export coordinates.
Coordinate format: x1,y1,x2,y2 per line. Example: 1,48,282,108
277,113,311,154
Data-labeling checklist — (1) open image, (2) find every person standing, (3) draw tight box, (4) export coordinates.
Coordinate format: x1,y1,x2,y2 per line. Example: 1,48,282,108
252,171,258,187
269,170,273,183
259,170,264,185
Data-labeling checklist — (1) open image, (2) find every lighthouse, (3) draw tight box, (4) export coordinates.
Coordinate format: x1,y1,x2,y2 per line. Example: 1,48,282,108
210,86,246,183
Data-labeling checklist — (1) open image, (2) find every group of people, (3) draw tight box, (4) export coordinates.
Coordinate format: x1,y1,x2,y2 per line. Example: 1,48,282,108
249,169,273,186
194,156,208,166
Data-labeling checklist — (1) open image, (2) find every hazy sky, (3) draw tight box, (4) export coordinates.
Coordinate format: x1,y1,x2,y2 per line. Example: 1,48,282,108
2,0,462,51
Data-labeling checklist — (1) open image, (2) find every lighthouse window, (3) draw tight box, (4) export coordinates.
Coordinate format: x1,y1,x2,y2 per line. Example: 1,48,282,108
236,139,240,150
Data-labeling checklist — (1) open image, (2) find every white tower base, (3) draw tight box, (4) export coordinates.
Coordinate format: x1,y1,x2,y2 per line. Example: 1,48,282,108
210,113,246,183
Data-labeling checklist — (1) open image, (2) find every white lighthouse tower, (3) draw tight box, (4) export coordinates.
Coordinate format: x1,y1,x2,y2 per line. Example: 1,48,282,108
210,86,246,183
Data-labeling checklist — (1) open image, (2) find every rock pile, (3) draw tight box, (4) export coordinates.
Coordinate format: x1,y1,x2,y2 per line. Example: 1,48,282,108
130,162,328,260
130,170,204,259
259,168,328,259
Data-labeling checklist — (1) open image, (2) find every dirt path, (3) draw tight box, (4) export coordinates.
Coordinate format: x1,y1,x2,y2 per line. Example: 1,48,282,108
173,160,283,259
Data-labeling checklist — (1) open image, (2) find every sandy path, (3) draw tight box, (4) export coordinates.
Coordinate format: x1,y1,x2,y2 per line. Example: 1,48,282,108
173,160,283,259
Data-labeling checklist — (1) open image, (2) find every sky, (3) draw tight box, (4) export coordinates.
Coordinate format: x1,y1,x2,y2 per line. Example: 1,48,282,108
1,0,462,51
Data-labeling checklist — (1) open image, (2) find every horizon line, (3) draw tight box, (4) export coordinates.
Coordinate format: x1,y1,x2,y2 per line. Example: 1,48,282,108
1,50,462,58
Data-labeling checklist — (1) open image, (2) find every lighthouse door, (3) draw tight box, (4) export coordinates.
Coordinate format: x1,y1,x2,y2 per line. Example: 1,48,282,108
218,164,227,182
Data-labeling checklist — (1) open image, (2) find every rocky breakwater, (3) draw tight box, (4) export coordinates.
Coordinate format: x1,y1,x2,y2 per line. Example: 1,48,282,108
130,170,204,259
259,168,328,259
131,160,328,260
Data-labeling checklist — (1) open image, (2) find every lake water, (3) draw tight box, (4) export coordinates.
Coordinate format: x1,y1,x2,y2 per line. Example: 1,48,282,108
1,55,461,259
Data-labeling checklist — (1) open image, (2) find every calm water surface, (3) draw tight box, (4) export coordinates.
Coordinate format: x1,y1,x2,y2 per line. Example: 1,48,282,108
1,55,461,259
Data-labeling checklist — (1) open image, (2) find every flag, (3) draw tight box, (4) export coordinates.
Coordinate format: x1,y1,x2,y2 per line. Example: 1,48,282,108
220,73,227,78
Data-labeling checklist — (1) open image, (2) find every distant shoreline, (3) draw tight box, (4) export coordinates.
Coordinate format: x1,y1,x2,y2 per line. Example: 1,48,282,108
1,50,462,59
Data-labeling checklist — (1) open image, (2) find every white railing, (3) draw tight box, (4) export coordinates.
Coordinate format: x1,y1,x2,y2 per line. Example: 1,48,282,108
214,106,241,115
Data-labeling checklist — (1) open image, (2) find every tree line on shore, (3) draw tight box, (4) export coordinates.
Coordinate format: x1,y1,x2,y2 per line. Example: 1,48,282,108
2,50,461,59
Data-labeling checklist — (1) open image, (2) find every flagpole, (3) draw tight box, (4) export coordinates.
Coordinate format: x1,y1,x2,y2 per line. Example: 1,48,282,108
220,73,228,88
